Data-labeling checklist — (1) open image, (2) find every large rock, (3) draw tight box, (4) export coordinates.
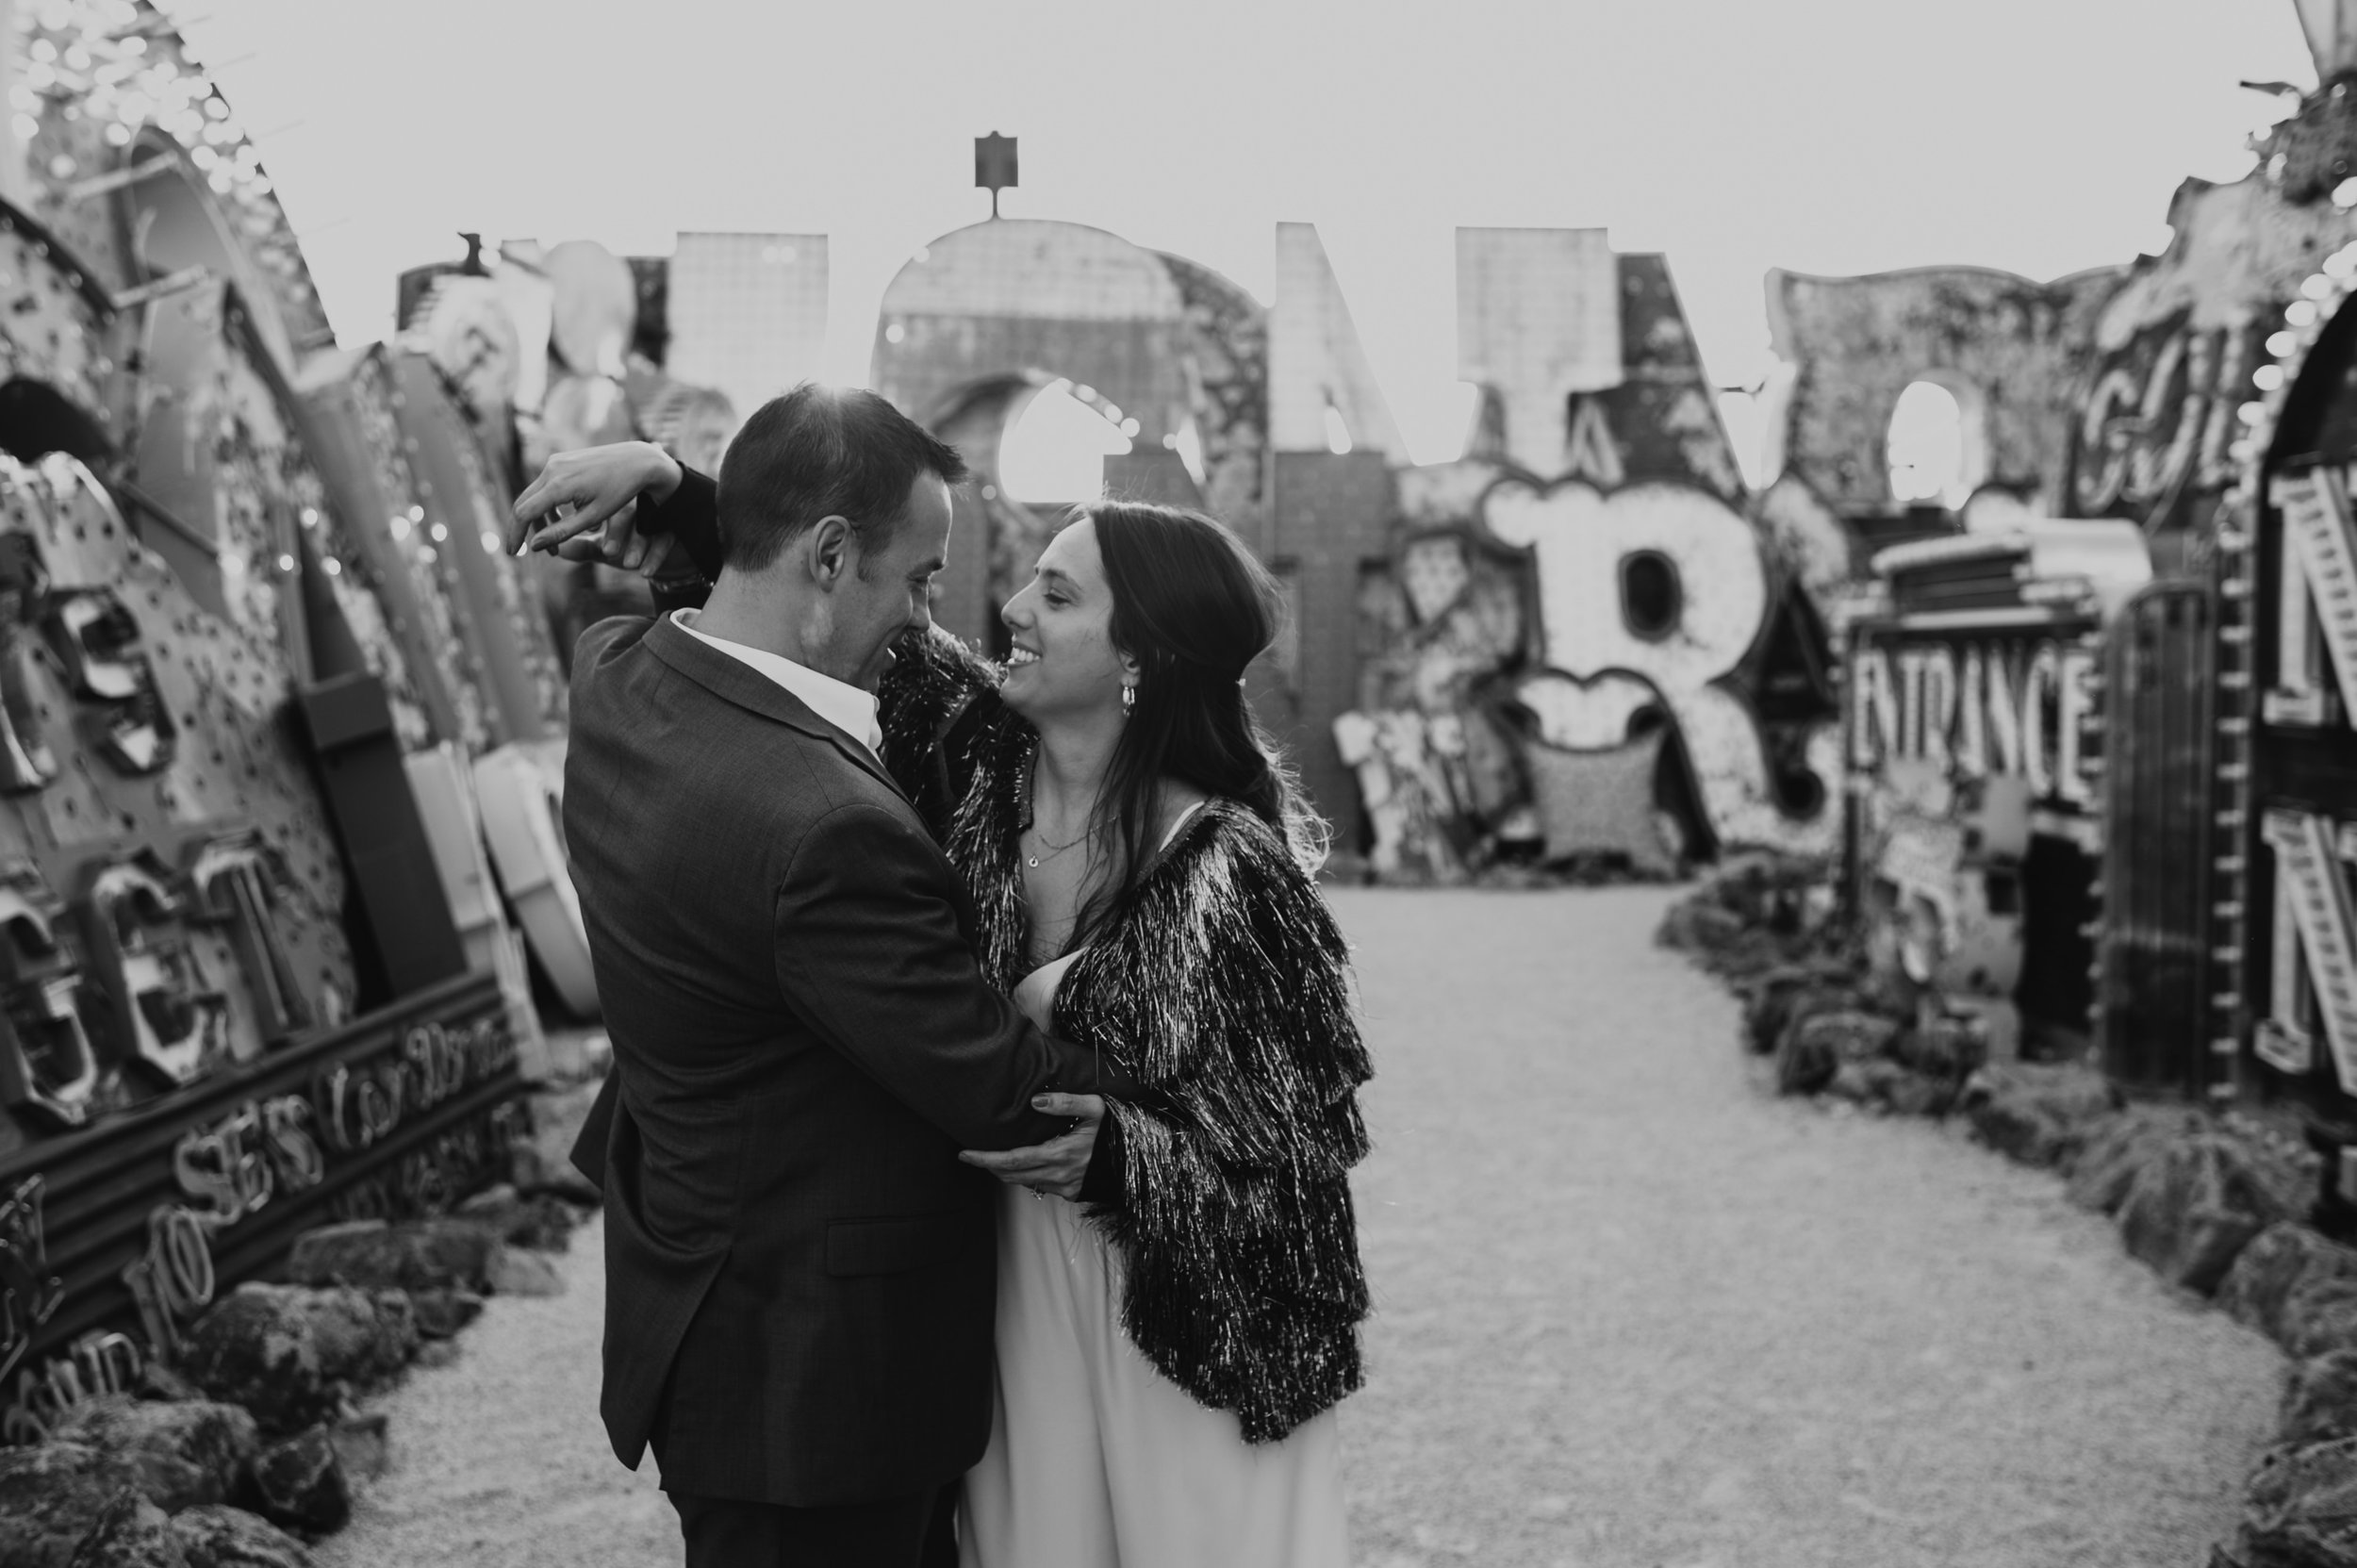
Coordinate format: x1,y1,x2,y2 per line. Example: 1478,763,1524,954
168,1506,314,1568
1796,1011,1901,1065
0,1443,145,1568
1656,898,1747,959
1877,1065,1958,1118
284,1218,502,1294
180,1285,419,1435
1695,851,1824,932
52,1396,258,1512
1893,1014,1986,1081
248,1428,348,1537
1739,965,1864,1057
325,1415,387,1484
1773,1016,1839,1097
2287,1278,2357,1361
65,1490,184,1568
456,1184,581,1252
1820,1057,1950,1116
1822,1060,1878,1105
2237,1436,2357,1567
2287,1353,2357,1446
2221,1225,2357,1346
2067,1107,2210,1214
406,1287,484,1341
1656,853,1839,981
1963,1063,2121,1170
2118,1132,2301,1296
485,1246,564,1297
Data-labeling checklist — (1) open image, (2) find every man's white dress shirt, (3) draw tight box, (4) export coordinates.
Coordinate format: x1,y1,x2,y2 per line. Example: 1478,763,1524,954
670,608,884,759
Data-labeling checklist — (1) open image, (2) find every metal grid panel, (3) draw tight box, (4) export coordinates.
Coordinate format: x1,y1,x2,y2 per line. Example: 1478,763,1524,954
664,233,828,426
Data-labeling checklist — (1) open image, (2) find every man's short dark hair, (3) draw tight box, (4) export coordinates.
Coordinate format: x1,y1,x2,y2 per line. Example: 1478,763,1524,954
714,384,968,571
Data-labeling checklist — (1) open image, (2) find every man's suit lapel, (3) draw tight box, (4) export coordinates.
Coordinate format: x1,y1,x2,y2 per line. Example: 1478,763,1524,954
643,615,912,804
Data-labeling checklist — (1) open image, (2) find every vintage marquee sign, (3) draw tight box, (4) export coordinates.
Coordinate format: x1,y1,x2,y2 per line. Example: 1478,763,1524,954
2266,464,2357,729
0,969,522,1441
1847,623,2102,810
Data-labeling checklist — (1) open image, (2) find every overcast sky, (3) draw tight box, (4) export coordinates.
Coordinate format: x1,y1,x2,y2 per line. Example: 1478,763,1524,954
177,0,2318,467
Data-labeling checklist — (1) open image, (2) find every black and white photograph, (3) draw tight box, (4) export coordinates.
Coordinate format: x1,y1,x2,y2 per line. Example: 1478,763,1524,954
0,2,2335,1564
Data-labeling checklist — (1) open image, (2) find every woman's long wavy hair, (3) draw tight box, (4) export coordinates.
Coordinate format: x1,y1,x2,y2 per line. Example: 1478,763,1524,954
1069,500,1327,943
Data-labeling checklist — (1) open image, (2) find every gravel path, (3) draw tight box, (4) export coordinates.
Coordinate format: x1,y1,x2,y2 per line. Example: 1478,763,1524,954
311,1205,673,1568
321,884,2284,1567
1336,884,2280,1568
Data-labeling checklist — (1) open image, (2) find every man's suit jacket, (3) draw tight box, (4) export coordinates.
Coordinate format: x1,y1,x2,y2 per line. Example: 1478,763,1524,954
564,611,1100,1508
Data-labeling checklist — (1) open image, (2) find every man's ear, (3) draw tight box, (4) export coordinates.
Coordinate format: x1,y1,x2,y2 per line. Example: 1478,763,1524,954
807,516,853,587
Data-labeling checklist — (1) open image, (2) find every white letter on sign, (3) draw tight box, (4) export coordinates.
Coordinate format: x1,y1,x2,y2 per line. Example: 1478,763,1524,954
1851,648,1893,769
1483,479,1836,851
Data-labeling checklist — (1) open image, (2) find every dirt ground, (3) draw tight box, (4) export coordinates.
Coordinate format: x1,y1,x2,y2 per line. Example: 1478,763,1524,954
320,884,2283,1568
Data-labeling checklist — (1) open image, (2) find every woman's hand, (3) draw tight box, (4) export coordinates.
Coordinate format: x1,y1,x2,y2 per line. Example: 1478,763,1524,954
958,1092,1106,1200
509,440,683,564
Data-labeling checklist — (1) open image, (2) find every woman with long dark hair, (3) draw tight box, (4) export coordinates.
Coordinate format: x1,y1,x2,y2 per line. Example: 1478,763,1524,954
930,500,1368,1566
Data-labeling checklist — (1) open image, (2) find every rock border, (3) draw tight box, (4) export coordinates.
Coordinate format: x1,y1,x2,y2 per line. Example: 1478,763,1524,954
0,1081,602,1568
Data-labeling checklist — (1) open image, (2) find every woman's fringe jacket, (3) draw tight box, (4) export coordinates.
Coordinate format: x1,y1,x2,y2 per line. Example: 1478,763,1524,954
879,630,1374,1444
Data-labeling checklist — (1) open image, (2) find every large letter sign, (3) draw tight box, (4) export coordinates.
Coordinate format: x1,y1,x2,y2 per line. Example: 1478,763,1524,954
2261,809,2357,1092
1849,636,2099,808
2268,467,2357,728
1484,479,1836,852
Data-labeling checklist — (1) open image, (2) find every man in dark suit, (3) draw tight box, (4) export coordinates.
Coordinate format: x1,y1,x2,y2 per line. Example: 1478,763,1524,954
524,385,1115,1567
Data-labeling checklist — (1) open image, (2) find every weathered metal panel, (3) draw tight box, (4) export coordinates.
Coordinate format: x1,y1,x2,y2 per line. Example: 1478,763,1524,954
295,347,493,754
388,353,567,743
2095,584,2215,1091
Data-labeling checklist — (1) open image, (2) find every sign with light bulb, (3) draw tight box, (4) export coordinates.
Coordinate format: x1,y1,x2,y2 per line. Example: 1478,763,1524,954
2217,230,2357,1119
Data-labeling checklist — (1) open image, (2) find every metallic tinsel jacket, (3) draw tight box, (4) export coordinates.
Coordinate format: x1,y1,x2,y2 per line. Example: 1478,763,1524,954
879,631,1375,1444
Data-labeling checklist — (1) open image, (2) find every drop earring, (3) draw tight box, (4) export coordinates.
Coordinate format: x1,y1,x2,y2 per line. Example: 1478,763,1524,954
1120,683,1136,717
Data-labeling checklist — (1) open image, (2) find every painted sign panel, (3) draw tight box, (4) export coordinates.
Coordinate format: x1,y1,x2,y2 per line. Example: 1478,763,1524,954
1847,623,2103,815
0,970,519,1442
2069,312,2258,536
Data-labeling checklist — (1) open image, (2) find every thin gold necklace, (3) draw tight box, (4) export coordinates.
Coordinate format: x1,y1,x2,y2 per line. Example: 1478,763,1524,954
1024,747,1096,869
1025,819,1089,869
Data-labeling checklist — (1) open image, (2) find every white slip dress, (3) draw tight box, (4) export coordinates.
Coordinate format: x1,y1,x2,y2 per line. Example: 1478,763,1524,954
958,816,1351,1568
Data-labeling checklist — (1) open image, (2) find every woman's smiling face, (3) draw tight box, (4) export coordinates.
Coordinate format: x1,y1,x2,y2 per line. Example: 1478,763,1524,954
998,519,1132,725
